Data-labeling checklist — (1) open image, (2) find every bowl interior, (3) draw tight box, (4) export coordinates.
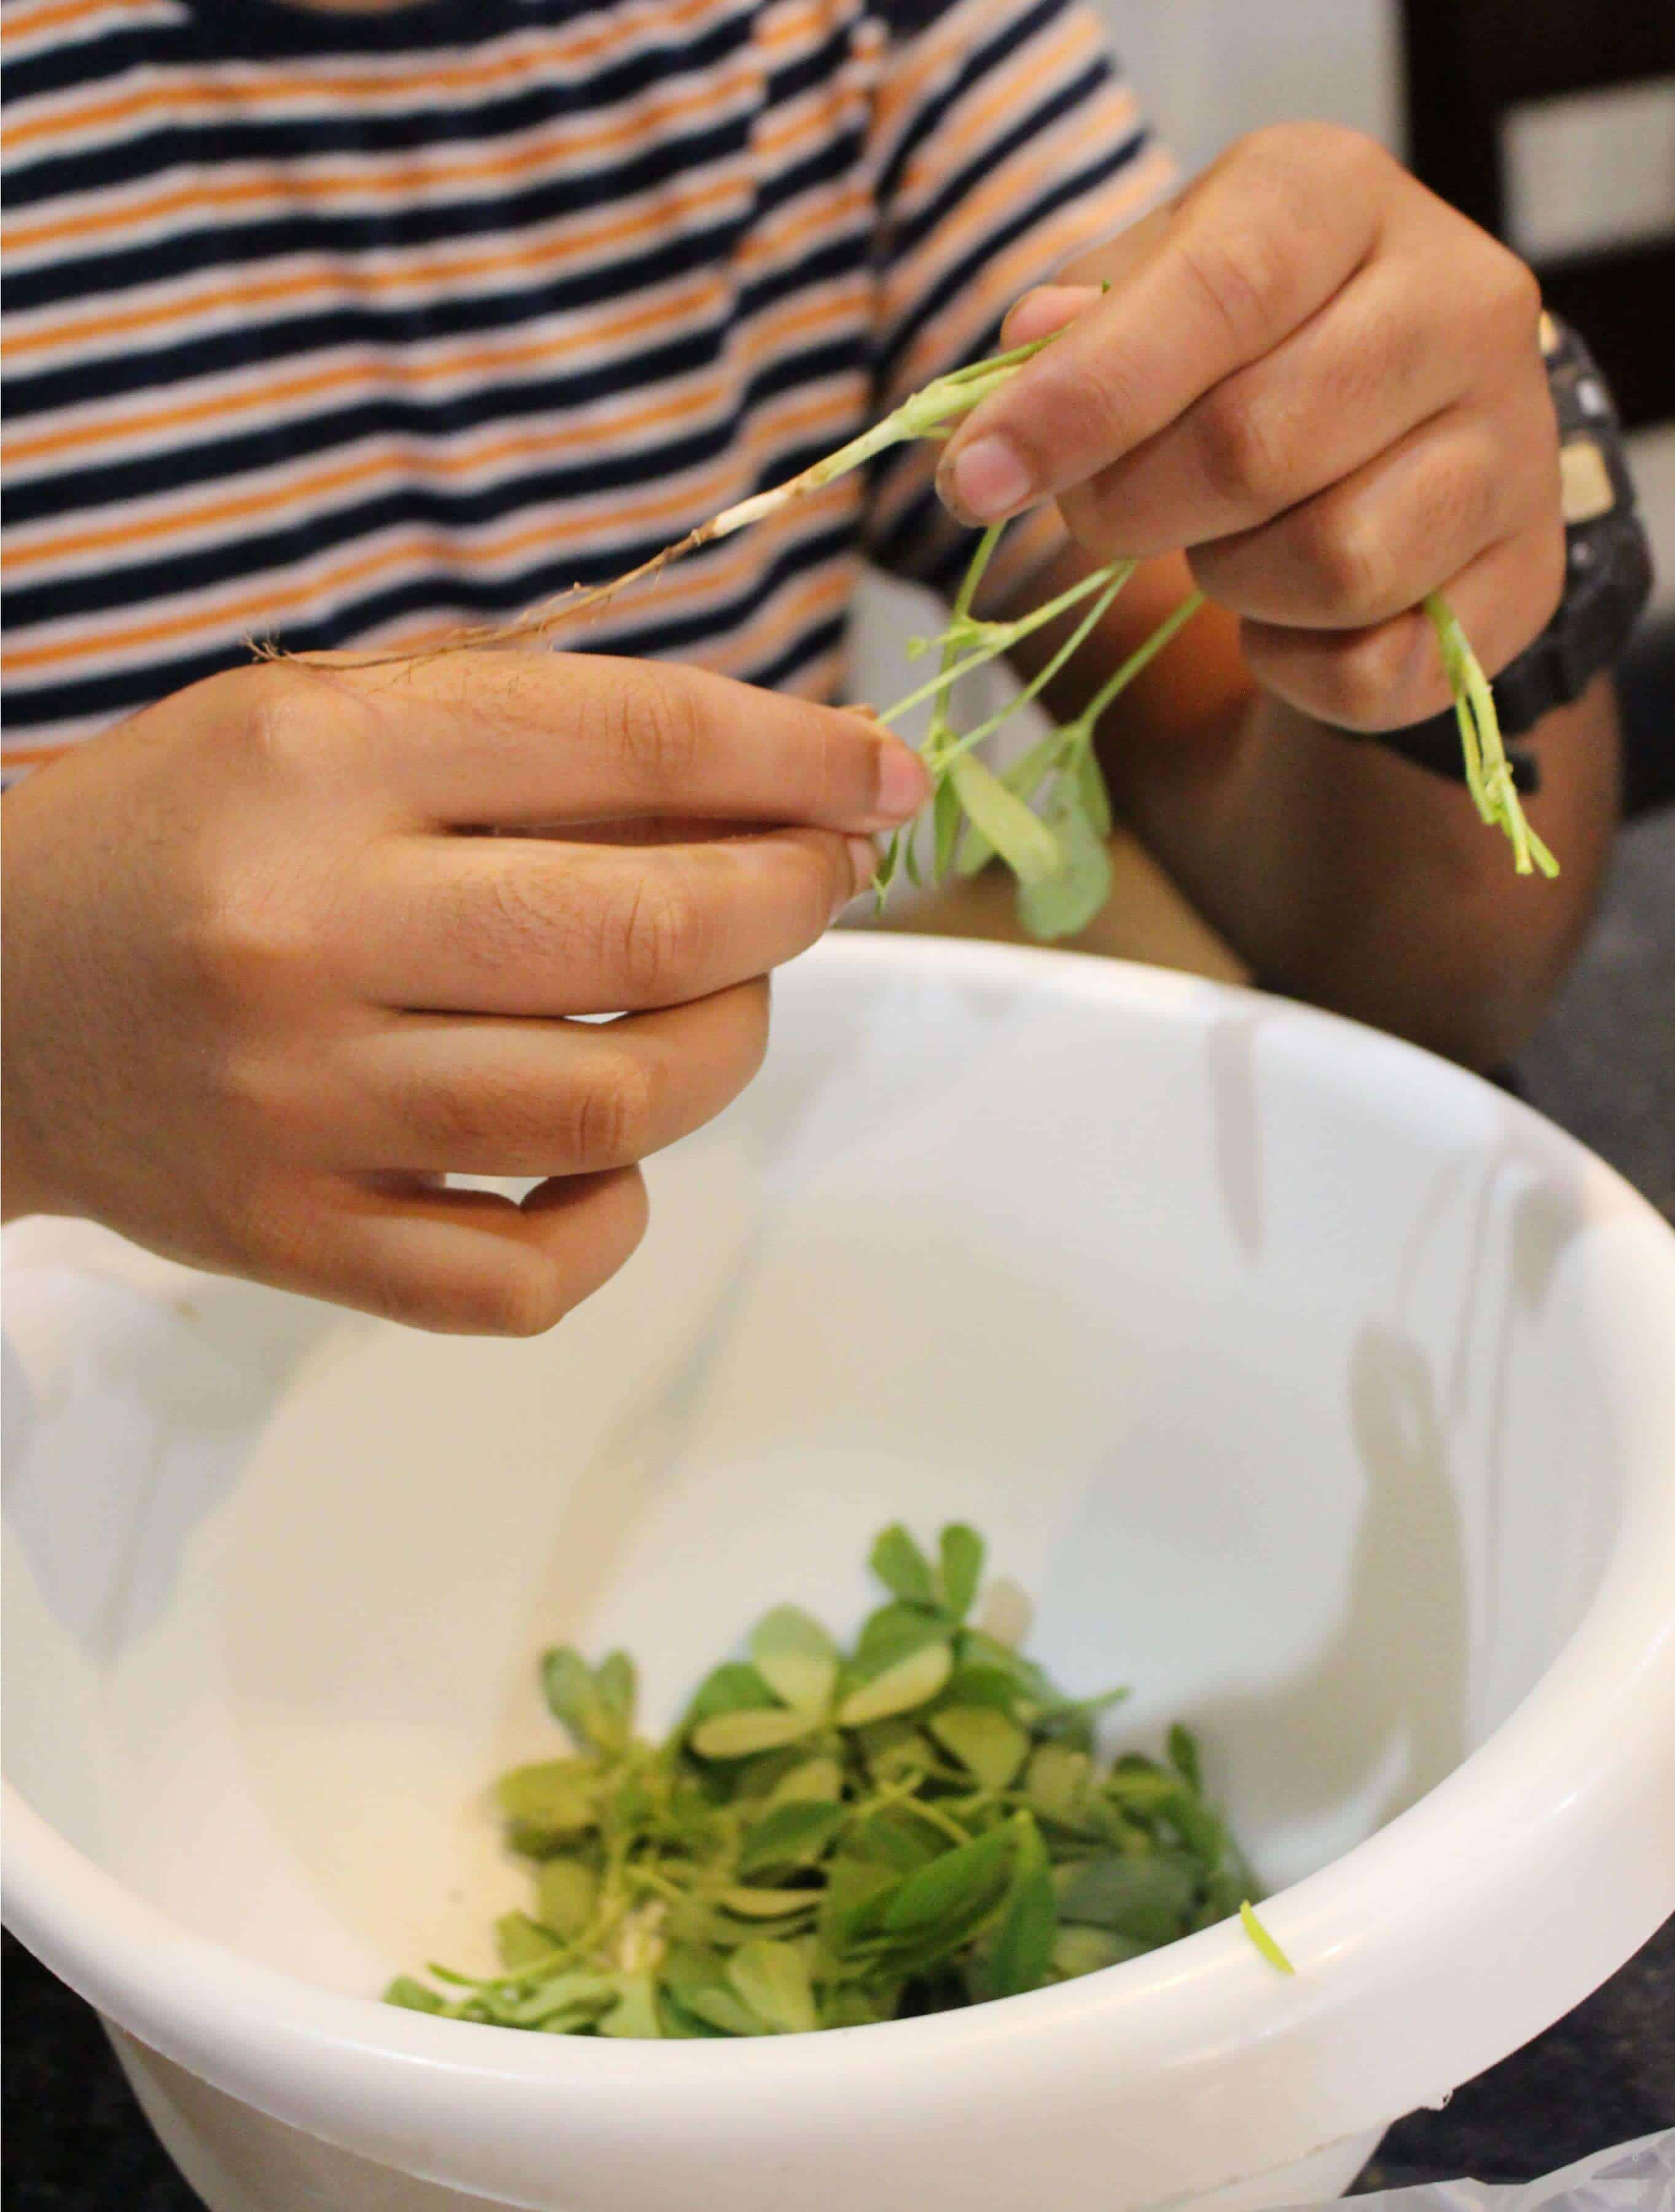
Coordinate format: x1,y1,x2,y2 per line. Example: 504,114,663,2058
2,940,1652,2005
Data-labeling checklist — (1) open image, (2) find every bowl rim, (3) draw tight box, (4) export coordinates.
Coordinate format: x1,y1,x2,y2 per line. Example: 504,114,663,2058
7,935,1675,2202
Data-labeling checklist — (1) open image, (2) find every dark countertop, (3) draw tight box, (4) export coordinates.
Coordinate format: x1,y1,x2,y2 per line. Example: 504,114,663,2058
7,651,1673,2210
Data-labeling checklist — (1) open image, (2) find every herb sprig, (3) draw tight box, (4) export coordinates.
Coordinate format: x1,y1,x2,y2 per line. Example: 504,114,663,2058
307,330,1555,924
387,1522,1287,2039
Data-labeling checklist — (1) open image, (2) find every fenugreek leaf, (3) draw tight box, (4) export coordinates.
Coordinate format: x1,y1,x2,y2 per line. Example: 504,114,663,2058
727,1939,820,2034
837,1638,952,1727
928,1706,1029,1791
935,1523,984,1621
982,1814,1056,1999
869,1523,936,1606
749,1606,839,1717
738,1799,847,1875
691,1705,817,1760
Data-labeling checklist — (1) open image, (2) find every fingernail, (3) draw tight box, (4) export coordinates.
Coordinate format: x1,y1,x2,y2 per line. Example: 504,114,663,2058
846,836,880,900
941,434,1035,525
875,740,928,821
1005,283,1102,346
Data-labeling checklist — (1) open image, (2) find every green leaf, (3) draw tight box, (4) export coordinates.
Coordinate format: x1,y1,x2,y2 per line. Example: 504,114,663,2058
982,1814,1056,1999
600,1972,663,2038
933,770,963,881
838,1638,952,1727
1240,1899,1296,1976
1167,1723,1203,1794
941,1662,1027,1715
749,1606,839,1717
534,1855,598,1940
1023,1744,1092,1823
948,753,1059,885
540,1647,611,1751
495,1761,597,1847
505,1971,618,2028
727,1939,820,2034
935,1523,984,1620
766,1755,844,1805
738,1799,847,1875
718,1885,821,1920
593,1651,637,1738
691,1705,817,1760
383,1976,445,2014
1016,795,1111,940
869,1524,936,1606
817,1855,900,1952
495,1910,560,1972
1051,1925,1150,1980
1056,1850,1198,1944
881,1823,1012,1939
1075,741,1113,838
928,1706,1029,1791
853,1601,946,1673
683,1659,780,1730
683,1983,769,2036
955,730,1061,877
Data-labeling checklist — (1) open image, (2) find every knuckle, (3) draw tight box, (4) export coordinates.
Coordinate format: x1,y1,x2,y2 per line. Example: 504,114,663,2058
1326,622,1421,729
571,1046,659,1168
1044,354,1143,469
1299,501,1391,621
610,666,706,794
183,851,320,1007
1192,383,1291,510
1175,229,1290,353
607,869,704,1002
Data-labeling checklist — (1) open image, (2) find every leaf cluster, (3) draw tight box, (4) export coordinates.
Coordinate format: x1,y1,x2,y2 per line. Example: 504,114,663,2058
387,1523,1266,2038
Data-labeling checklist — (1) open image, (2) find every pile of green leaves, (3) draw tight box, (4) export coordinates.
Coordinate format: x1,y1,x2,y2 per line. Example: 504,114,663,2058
386,1523,1280,2039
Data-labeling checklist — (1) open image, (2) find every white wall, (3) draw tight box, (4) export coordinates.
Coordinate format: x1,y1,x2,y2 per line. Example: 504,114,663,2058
1096,0,1402,166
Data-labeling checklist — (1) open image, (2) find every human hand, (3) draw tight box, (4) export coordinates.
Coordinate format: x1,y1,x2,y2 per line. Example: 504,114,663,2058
1,652,924,1332
937,125,1563,732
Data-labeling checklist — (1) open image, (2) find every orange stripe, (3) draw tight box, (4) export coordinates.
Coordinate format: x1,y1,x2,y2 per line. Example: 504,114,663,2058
2,0,730,151
1,387,862,673
0,740,77,766
4,65,763,254
4,170,745,360
5,283,868,571
1,0,113,42
2,278,722,467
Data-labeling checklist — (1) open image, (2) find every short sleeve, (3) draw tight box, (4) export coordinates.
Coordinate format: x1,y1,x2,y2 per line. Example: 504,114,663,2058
860,0,1176,608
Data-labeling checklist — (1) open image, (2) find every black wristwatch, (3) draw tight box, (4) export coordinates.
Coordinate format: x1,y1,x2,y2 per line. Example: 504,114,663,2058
1354,315,1655,794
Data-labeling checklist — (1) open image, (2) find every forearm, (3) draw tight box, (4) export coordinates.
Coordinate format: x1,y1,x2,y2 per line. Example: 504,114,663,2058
1011,549,1620,1069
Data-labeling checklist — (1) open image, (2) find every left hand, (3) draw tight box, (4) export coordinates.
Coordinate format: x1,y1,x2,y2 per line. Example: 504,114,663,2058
937,125,1565,733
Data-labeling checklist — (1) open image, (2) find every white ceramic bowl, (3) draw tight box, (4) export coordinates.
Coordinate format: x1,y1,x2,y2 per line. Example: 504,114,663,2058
6,935,1675,2212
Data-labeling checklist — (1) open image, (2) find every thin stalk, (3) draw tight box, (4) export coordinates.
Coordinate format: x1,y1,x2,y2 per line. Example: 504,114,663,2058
879,564,1123,724
933,559,1136,770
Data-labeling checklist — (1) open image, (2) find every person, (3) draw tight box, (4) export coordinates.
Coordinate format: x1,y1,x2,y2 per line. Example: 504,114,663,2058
0,0,1634,1337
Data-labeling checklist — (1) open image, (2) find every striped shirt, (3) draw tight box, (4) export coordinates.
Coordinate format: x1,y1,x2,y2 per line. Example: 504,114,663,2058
1,0,1174,776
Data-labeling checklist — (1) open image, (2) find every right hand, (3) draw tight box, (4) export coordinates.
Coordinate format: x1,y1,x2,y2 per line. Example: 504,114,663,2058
1,652,925,1333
